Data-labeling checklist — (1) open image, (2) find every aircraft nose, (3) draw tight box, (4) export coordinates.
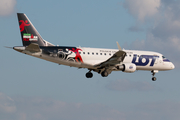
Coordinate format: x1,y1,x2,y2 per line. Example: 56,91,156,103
171,62,175,69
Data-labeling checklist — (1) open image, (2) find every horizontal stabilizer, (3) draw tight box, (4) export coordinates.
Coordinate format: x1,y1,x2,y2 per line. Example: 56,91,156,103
4,46,13,49
25,43,40,52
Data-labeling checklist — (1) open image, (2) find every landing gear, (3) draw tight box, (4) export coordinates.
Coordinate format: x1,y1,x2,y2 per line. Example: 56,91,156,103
86,71,93,78
151,70,158,81
101,71,109,77
152,77,156,81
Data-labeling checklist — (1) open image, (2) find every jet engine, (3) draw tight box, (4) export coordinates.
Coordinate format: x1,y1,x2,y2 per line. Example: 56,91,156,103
117,63,136,73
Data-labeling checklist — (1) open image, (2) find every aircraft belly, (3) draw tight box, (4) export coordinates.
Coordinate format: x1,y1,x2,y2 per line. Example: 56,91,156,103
136,65,163,71
30,53,94,69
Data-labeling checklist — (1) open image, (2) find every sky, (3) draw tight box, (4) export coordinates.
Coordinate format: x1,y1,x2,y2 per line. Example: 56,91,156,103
0,0,180,120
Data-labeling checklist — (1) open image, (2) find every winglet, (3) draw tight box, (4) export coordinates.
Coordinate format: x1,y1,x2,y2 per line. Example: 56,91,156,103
116,42,122,50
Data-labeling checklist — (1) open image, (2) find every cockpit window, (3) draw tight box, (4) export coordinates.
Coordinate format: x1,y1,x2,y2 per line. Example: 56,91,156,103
162,56,170,62
162,56,166,59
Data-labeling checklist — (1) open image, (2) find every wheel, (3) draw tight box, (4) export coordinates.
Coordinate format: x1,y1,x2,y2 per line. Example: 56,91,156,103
152,77,157,81
101,71,108,77
86,72,93,78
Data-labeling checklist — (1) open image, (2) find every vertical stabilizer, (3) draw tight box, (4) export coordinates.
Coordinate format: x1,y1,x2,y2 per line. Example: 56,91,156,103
17,13,46,46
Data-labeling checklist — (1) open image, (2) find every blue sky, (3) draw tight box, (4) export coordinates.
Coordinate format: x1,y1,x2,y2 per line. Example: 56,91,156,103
0,0,180,120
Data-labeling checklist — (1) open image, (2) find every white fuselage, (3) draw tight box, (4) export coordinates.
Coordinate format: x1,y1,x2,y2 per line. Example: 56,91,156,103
76,47,174,71
16,46,174,72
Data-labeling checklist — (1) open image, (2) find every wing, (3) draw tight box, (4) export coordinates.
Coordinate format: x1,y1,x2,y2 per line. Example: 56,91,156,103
94,50,126,69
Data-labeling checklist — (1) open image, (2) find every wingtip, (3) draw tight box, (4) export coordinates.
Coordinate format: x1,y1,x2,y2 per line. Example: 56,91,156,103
116,42,122,50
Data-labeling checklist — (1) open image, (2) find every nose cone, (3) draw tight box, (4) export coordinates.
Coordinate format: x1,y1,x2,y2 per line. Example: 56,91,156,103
171,62,175,70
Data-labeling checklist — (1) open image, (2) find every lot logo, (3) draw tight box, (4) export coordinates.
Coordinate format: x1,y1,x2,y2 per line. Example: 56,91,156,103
132,54,158,66
23,33,38,41
129,66,133,69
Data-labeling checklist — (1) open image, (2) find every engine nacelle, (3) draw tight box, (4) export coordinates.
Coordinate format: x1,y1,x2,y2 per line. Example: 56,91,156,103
121,63,136,73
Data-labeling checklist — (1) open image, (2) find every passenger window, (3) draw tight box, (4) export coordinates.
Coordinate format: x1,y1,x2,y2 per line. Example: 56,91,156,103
109,53,111,56
100,53,102,55
79,52,81,54
88,52,90,55
92,52,94,55
96,53,98,55
104,53,106,55
83,52,85,54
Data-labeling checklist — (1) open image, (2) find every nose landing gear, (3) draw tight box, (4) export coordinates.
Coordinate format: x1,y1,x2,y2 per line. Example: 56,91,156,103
151,70,158,81
152,77,156,81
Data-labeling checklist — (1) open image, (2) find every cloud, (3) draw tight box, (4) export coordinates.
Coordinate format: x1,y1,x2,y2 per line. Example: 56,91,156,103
0,93,16,113
106,79,158,91
1,92,180,120
128,101,180,120
0,93,17,120
0,0,16,16
124,0,161,21
0,93,126,120
128,25,144,32
123,0,180,68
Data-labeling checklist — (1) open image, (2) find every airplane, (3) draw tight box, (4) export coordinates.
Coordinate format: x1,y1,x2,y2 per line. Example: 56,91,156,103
11,13,175,81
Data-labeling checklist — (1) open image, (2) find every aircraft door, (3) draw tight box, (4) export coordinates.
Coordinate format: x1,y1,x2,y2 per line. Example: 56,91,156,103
154,56,159,64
